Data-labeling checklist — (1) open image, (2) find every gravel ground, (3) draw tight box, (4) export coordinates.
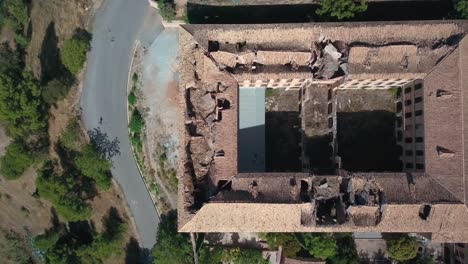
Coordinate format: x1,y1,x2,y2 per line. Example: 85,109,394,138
139,29,180,206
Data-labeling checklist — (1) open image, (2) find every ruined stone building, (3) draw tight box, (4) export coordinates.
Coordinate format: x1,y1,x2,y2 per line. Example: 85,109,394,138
177,21,468,242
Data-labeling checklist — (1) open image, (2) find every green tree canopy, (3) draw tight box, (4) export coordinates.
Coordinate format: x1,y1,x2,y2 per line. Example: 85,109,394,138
328,234,359,264
152,211,194,264
455,0,468,18
61,34,91,75
36,161,92,222
0,141,34,179
386,234,418,262
78,208,128,262
0,0,29,32
75,144,112,191
0,71,47,138
259,233,302,257
316,0,367,20
302,233,337,260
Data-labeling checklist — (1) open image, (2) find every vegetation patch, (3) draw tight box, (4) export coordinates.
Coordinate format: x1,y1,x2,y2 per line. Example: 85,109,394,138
0,141,34,180
33,207,127,264
158,0,176,22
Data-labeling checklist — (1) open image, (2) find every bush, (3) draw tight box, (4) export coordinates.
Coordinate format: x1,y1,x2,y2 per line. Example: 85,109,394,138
0,0,29,32
0,141,34,180
60,118,82,151
0,229,33,264
128,91,137,106
129,108,144,134
386,234,418,262
316,0,367,20
61,34,91,75
259,233,301,257
43,78,73,104
36,161,92,222
221,248,268,264
158,0,176,22
455,0,468,18
75,145,112,191
0,71,47,138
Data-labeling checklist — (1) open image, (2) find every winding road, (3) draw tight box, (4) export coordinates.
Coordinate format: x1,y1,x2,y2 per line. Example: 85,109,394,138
81,0,164,249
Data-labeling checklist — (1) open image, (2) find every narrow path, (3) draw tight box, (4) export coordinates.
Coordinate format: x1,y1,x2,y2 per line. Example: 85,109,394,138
81,0,164,249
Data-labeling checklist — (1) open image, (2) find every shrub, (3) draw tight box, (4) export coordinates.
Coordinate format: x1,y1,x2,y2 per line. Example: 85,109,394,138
0,141,34,180
129,109,144,134
158,0,176,22
61,34,91,75
316,0,367,20
386,234,418,262
43,78,73,104
128,91,137,106
75,145,112,191
0,71,47,138
260,233,301,257
60,118,82,151
0,229,33,264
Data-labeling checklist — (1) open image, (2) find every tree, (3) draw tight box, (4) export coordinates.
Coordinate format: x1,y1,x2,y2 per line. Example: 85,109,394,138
0,71,47,138
33,228,64,252
302,233,337,260
128,91,137,106
36,161,92,222
152,211,194,264
78,208,128,262
386,234,418,262
199,247,223,264
61,34,91,75
455,0,468,18
316,0,367,20
328,234,359,264
0,141,34,179
75,144,112,191
259,233,302,257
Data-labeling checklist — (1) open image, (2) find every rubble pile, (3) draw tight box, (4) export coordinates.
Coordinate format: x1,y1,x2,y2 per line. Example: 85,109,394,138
310,38,349,80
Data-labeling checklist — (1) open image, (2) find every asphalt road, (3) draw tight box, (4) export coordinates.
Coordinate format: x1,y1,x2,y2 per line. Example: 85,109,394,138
81,0,164,249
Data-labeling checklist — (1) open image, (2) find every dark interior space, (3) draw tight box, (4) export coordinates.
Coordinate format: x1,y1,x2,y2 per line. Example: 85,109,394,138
337,111,401,172
238,124,266,172
304,134,334,174
265,111,302,172
187,0,452,24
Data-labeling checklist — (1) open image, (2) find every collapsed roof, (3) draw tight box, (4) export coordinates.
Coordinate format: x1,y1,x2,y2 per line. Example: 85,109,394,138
177,21,468,242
